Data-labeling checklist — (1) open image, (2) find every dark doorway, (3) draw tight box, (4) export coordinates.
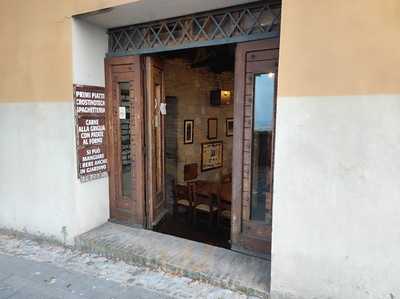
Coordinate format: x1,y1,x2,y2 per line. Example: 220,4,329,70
151,45,235,249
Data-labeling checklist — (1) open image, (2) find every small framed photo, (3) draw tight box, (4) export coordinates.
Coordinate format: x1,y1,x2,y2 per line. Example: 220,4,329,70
184,120,194,144
226,118,234,137
207,118,218,140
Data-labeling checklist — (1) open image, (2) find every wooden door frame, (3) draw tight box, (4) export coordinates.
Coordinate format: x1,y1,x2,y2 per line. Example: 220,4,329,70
144,56,167,228
231,39,279,257
105,55,146,226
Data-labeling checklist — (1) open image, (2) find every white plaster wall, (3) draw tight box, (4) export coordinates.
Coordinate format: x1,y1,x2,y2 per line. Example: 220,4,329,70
270,95,400,299
72,18,110,236
0,102,79,243
72,18,108,86
0,19,109,244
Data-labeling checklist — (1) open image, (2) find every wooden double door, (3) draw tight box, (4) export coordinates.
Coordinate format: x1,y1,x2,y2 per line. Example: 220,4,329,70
105,39,278,258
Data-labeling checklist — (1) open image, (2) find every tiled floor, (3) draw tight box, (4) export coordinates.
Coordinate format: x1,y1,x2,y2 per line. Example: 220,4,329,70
154,212,231,249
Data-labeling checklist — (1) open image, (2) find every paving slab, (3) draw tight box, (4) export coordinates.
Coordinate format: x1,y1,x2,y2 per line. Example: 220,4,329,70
0,233,260,298
0,254,166,299
75,222,270,297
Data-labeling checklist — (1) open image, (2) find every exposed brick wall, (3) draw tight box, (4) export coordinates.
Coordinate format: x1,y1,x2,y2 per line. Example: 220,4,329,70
164,58,234,185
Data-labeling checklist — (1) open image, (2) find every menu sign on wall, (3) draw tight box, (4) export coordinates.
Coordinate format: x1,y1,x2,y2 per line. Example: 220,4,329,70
74,85,108,182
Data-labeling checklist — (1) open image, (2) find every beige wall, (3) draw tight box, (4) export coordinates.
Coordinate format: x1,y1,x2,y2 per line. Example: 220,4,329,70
278,0,400,97
0,0,72,102
0,0,138,103
2,0,399,102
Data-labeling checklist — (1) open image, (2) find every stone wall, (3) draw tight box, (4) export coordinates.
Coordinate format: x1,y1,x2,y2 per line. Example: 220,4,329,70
164,58,234,186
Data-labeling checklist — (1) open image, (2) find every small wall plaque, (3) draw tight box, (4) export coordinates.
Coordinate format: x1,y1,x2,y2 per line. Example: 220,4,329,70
119,106,126,119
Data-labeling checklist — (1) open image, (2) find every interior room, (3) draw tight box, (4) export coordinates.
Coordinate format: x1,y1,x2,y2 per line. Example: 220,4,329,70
153,45,235,249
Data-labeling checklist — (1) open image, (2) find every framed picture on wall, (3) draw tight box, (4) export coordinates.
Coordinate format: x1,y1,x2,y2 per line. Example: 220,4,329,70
226,118,234,137
201,141,223,171
184,120,194,144
207,118,218,140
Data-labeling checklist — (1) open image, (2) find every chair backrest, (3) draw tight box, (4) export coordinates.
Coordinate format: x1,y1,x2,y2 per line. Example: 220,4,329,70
186,181,195,198
172,179,187,199
189,181,213,206
219,182,232,203
221,173,232,183
175,184,188,199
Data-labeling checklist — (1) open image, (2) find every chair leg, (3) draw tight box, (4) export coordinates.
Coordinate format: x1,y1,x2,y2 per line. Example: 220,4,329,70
208,210,213,230
173,203,177,217
193,208,197,227
216,209,220,230
188,207,193,224
184,207,188,223
185,207,191,224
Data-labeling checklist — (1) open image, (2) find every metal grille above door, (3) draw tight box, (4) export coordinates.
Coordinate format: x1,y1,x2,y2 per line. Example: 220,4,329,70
108,1,281,56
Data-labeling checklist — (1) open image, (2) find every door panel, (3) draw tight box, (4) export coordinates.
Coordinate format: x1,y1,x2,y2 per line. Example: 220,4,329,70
231,39,279,258
105,56,145,226
145,57,168,228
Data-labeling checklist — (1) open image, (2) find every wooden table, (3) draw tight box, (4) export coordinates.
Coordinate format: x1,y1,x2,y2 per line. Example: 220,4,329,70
193,180,231,202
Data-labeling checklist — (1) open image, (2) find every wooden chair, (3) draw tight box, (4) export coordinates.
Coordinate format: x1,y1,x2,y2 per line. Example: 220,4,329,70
221,173,232,183
173,181,192,222
190,181,218,229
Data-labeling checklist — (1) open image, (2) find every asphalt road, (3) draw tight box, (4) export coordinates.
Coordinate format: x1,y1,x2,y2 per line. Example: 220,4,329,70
0,253,170,299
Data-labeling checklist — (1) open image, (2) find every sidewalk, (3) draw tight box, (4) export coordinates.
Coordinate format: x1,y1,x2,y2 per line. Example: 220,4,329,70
0,233,260,299
0,253,167,299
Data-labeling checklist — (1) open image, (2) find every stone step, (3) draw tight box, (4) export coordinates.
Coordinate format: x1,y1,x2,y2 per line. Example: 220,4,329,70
75,222,270,298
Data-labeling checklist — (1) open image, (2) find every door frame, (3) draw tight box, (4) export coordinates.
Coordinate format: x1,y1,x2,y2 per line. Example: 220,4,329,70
144,56,168,228
105,55,146,226
231,39,279,258
105,39,280,258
